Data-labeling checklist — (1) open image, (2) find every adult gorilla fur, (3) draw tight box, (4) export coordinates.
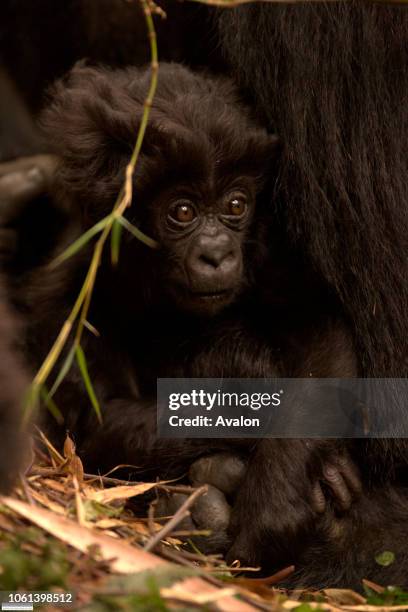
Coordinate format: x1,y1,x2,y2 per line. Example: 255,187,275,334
218,1,408,378
215,1,408,588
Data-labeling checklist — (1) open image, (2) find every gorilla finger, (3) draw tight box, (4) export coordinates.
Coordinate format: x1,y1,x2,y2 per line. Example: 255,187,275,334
189,452,246,495
311,481,326,513
0,154,57,181
28,154,58,186
191,484,231,532
155,488,232,555
155,493,196,532
335,454,362,495
0,155,57,215
323,465,352,511
0,168,45,211
156,487,231,532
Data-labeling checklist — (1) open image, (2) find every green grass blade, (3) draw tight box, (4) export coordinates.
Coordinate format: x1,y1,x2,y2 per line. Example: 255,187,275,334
75,345,102,424
23,384,40,426
48,344,76,398
52,214,113,267
111,219,123,265
40,386,64,424
118,216,159,250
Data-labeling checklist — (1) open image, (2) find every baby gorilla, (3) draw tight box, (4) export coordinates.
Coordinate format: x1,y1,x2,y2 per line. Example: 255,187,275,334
24,63,361,582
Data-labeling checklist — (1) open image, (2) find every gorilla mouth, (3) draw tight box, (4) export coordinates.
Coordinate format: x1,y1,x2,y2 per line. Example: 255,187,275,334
191,289,233,301
170,286,236,315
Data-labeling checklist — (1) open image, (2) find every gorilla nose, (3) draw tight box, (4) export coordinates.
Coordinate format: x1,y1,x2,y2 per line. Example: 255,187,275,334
199,246,231,269
199,235,233,267
190,234,240,283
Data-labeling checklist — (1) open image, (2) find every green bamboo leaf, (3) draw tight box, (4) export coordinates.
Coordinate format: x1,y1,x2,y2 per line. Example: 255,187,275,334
118,216,159,250
48,344,76,398
52,214,114,267
111,218,123,265
75,345,102,424
40,386,64,424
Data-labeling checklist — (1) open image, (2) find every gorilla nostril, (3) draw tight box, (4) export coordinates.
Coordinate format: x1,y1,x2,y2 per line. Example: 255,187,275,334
199,253,222,269
199,250,235,270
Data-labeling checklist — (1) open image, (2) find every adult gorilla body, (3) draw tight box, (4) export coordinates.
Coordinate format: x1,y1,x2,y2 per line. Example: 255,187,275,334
218,2,408,378
214,0,408,587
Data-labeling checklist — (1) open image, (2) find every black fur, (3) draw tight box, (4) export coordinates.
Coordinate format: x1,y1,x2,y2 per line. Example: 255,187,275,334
217,1,408,377
0,292,30,492
26,61,281,456
0,0,219,119
215,1,408,588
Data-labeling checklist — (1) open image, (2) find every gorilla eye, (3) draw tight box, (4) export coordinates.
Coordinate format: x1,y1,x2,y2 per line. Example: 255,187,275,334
169,202,197,224
225,194,248,217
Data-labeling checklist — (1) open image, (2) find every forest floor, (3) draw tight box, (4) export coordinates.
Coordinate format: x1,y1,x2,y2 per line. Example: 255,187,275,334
0,434,408,612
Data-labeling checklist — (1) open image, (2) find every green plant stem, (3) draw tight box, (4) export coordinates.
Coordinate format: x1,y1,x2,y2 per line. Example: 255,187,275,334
27,0,160,421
